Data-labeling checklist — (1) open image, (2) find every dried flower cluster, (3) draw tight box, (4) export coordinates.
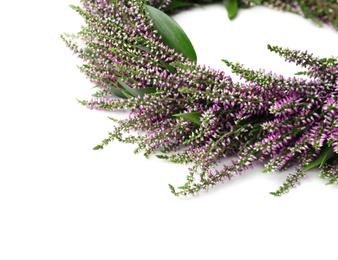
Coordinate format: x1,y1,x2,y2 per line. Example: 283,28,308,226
63,0,338,196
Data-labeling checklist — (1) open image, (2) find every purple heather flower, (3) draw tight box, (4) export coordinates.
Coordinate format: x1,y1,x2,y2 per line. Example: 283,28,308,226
63,0,338,196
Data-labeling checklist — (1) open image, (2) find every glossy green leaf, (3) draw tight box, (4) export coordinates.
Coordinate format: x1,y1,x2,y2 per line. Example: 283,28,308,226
303,146,335,172
117,78,137,96
159,60,177,74
122,91,133,99
117,78,156,98
173,111,202,125
223,0,238,20
145,5,197,62
138,87,158,95
164,1,194,11
110,85,127,98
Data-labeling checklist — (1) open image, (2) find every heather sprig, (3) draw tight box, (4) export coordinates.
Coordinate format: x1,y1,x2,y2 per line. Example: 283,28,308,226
63,0,338,196
320,163,338,185
270,169,307,196
162,0,338,29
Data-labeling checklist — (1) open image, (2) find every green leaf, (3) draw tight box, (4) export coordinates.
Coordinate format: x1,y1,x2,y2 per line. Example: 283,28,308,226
250,0,261,4
173,111,202,125
107,116,118,122
122,90,133,99
138,87,157,95
117,78,138,97
319,147,335,168
303,146,335,172
178,181,190,190
223,0,238,20
159,60,177,74
164,1,194,11
110,85,127,98
145,5,197,62
168,184,176,195
294,71,309,76
117,78,156,98
93,145,103,150
156,154,169,160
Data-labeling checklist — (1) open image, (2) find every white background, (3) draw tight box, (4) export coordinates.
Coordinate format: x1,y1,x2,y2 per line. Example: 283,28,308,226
1,1,338,259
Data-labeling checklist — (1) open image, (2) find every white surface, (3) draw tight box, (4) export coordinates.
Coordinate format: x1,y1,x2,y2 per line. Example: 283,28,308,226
1,1,338,259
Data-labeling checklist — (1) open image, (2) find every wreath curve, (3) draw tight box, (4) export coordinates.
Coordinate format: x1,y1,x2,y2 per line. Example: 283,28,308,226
62,0,338,196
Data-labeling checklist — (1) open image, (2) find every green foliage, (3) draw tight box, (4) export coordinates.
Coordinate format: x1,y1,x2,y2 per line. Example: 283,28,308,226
145,5,197,62
223,0,238,20
93,145,104,150
173,111,202,125
164,0,195,11
303,146,335,171
168,184,177,195
133,45,177,73
111,85,128,99
270,169,306,196
65,0,338,198
162,0,338,30
117,78,157,98
319,164,338,185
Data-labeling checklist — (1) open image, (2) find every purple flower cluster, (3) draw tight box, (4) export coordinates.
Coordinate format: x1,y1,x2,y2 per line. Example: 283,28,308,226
63,0,338,196
156,0,338,30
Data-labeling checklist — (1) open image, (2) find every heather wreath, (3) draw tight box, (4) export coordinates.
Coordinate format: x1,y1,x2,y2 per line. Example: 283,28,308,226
62,0,338,196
